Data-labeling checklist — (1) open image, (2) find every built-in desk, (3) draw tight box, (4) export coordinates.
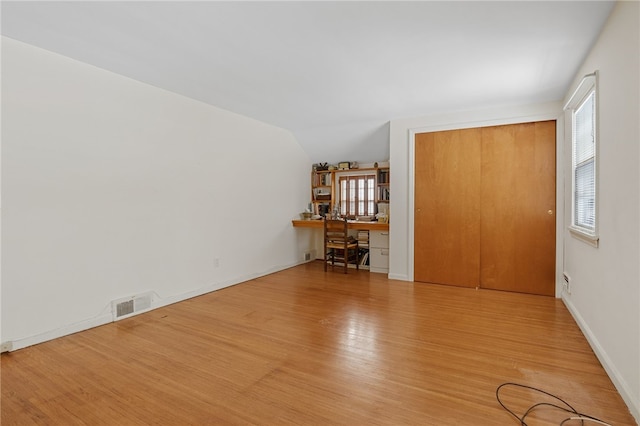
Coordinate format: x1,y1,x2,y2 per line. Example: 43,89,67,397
292,220,389,273
291,219,389,231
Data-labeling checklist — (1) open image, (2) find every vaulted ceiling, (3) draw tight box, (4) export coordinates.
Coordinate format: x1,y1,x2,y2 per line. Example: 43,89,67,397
2,1,614,164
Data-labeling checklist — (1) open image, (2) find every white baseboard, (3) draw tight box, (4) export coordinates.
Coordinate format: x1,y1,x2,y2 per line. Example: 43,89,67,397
8,313,113,352
562,295,640,423
4,260,305,353
388,272,410,281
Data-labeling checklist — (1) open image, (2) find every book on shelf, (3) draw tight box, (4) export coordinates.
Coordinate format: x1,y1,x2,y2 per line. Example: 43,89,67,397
378,187,390,201
359,251,369,266
357,230,369,247
377,170,389,184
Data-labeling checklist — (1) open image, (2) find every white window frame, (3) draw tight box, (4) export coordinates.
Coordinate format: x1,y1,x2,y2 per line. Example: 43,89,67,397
564,71,599,247
334,170,376,218
338,173,376,218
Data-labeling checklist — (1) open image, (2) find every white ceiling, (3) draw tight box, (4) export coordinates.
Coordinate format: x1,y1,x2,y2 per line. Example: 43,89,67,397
1,1,614,164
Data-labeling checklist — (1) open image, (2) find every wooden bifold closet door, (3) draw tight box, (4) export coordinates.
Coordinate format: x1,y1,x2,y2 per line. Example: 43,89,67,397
414,121,556,296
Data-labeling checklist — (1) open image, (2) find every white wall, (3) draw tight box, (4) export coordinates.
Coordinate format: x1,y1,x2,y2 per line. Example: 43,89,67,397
1,37,315,350
561,1,639,421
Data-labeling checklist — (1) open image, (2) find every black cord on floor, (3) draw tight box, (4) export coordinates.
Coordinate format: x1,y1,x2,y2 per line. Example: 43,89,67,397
496,382,611,426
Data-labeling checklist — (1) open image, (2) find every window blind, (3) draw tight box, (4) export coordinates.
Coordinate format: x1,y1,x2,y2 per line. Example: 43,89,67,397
573,90,596,231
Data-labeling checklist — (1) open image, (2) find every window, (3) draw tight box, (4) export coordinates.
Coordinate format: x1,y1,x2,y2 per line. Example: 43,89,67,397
564,71,599,247
338,174,375,218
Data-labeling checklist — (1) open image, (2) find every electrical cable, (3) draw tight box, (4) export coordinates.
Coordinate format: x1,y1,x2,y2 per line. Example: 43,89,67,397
496,382,579,425
560,417,612,426
496,382,612,426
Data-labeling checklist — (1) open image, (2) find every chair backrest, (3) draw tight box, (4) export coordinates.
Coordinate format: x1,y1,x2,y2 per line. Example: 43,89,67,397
324,218,349,245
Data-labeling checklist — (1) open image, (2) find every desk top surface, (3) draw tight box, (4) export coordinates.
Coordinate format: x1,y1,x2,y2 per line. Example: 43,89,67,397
292,219,389,231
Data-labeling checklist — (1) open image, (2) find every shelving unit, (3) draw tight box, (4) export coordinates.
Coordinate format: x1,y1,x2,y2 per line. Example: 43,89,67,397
311,169,333,216
311,164,390,218
375,167,390,222
376,167,390,203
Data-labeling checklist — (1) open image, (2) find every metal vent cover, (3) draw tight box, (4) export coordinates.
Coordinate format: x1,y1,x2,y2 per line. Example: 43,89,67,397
112,292,154,320
116,300,134,318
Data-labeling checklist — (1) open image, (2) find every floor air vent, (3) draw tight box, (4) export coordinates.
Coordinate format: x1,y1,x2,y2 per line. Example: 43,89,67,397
112,292,154,320
116,300,134,317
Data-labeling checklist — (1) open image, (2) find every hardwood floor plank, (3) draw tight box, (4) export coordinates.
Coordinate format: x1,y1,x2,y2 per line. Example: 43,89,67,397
2,262,636,425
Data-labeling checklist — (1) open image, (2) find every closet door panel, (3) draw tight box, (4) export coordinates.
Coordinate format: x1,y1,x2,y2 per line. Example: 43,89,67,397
480,121,556,296
414,129,481,288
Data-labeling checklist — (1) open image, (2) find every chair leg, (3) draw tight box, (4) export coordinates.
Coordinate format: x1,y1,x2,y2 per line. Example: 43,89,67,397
355,248,359,270
325,249,332,271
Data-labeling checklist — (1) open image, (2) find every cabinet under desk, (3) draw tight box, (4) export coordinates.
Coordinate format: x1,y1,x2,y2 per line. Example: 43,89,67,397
292,220,389,273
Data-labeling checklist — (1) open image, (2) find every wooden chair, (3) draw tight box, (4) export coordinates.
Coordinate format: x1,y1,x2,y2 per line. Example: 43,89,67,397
324,218,359,273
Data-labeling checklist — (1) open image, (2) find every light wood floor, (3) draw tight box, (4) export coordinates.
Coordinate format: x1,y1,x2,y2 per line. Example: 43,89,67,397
2,262,636,425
